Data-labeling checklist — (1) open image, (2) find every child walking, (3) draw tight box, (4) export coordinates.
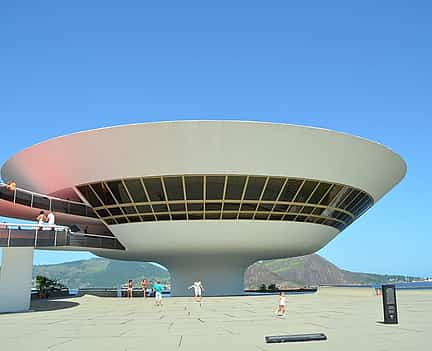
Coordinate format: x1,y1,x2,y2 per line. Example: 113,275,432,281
277,292,286,316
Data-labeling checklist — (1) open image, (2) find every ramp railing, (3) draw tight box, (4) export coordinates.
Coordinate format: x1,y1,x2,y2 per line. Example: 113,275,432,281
0,223,124,250
0,183,97,218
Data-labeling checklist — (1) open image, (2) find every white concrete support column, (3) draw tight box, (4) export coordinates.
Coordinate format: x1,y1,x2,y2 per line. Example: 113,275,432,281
0,247,34,313
163,256,254,296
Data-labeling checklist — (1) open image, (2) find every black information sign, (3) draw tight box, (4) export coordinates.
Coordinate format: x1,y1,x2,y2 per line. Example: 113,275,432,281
382,284,398,324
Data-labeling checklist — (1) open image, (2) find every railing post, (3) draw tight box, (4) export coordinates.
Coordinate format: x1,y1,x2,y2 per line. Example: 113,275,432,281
54,230,57,246
30,193,34,208
7,229,11,247
34,229,38,247
13,189,17,203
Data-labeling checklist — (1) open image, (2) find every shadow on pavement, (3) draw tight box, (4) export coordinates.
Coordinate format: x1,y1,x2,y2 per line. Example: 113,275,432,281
30,298,80,312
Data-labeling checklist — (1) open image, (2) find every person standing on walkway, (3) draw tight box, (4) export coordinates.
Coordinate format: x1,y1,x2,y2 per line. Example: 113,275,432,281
127,279,133,299
189,278,204,303
36,211,46,230
142,279,148,298
153,280,163,306
47,211,55,230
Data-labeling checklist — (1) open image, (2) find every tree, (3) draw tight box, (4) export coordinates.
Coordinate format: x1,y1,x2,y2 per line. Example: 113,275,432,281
36,275,67,298
267,283,277,292
259,284,267,292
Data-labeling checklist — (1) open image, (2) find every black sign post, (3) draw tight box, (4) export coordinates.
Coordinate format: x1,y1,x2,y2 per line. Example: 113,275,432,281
382,284,398,324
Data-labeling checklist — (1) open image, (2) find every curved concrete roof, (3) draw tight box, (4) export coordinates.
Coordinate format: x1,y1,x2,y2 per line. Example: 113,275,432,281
1,121,406,202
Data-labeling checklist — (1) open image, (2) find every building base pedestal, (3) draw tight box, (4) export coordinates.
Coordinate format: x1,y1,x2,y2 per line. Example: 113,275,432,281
163,256,254,296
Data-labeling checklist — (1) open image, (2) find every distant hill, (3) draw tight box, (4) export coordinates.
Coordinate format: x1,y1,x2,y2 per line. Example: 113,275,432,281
33,258,169,288
30,254,418,289
245,254,418,289
246,254,348,288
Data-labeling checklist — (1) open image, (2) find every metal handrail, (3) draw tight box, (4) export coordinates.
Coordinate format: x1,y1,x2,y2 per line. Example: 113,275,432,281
0,222,124,250
0,223,116,240
0,183,97,218
1,223,70,231
0,183,85,206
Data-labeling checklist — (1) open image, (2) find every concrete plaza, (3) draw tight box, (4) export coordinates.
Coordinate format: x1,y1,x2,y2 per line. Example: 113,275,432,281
0,287,430,350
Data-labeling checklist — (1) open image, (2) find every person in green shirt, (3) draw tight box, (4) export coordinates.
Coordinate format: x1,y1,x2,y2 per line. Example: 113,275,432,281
153,280,163,306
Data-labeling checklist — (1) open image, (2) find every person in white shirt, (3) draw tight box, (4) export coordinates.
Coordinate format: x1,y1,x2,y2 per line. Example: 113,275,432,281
47,211,55,230
189,279,204,302
277,292,286,317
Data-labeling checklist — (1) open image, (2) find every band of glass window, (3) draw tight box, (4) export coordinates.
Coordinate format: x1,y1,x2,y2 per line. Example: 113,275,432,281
76,175,374,230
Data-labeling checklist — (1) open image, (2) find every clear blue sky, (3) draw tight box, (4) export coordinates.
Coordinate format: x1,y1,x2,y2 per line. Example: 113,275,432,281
1,1,430,276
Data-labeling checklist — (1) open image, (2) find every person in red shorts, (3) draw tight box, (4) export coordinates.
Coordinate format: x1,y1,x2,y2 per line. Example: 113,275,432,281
127,279,133,299
142,279,148,298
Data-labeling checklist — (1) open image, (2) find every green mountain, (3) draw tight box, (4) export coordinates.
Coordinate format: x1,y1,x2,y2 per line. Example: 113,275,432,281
33,258,169,288
246,254,419,289
30,254,419,289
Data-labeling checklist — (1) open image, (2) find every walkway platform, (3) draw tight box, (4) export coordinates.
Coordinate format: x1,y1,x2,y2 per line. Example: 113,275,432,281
0,287,430,350
0,224,124,250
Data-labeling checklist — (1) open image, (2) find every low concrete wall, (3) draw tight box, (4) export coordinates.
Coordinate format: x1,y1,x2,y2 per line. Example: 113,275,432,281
78,288,148,298
318,286,378,297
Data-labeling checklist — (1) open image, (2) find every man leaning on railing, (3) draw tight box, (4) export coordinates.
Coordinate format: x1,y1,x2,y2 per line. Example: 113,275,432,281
6,180,16,191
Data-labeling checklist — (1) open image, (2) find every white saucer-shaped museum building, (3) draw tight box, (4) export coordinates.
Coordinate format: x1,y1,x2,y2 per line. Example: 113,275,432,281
0,121,406,301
